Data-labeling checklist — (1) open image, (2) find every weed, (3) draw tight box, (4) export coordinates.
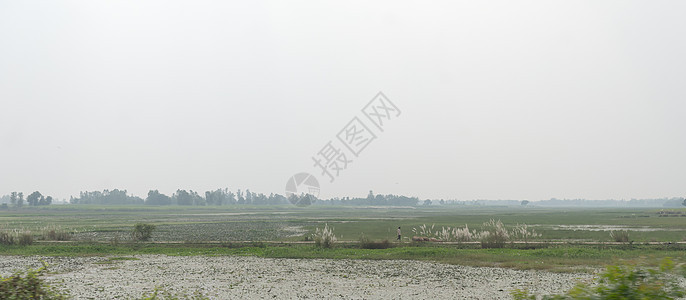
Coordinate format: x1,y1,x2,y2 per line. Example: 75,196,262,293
42,225,72,241
132,223,156,241
610,230,630,243
512,258,686,299
313,223,337,248
0,261,69,299
479,219,510,248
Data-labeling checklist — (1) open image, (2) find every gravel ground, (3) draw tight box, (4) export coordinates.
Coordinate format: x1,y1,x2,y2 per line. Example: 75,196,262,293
0,255,594,299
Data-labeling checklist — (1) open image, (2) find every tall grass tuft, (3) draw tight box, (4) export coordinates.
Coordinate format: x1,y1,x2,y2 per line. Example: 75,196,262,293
478,219,510,248
610,230,630,243
512,223,540,244
41,225,72,241
313,223,337,248
0,227,34,246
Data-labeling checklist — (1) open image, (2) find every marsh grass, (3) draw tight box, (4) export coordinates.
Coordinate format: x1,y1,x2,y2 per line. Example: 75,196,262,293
0,227,33,246
41,225,72,241
610,230,630,243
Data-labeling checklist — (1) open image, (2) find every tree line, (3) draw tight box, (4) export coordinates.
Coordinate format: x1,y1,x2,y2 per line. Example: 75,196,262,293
0,191,53,209
2,189,421,207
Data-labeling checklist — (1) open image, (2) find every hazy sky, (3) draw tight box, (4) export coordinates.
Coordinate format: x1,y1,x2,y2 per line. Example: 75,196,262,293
1,1,685,201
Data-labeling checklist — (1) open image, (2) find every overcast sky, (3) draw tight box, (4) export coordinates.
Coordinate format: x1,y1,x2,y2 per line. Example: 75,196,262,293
1,1,685,201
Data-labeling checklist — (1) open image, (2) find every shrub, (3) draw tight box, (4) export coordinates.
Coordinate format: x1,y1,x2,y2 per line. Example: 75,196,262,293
42,225,71,241
479,219,509,248
610,230,630,243
132,223,156,241
0,231,15,245
18,232,33,246
359,234,393,249
512,223,540,244
0,261,69,299
0,229,33,246
313,223,337,248
512,258,686,300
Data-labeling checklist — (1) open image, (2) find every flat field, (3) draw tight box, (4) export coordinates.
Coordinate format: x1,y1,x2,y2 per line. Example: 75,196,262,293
2,205,686,272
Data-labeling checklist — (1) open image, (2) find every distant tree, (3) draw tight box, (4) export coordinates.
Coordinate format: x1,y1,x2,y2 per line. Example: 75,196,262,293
42,196,53,205
682,198,686,207
17,192,24,207
226,191,236,205
174,190,193,206
521,200,530,206
423,199,432,206
237,189,245,204
245,189,253,204
10,192,17,207
145,190,171,205
189,190,205,206
27,191,42,206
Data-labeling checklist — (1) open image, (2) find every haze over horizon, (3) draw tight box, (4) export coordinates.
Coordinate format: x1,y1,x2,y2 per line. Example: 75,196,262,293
1,1,685,202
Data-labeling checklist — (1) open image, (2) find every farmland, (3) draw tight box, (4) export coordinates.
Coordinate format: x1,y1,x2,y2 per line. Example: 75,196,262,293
2,205,686,243
2,205,686,270
3,205,686,298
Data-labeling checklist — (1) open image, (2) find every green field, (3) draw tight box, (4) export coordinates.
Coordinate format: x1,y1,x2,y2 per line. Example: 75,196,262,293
2,205,686,272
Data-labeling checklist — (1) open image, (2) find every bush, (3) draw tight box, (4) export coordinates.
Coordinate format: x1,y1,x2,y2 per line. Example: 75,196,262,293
0,229,33,246
610,230,630,243
359,234,393,249
0,261,69,299
132,223,156,241
313,223,337,248
512,258,686,300
0,231,15,245
479,219,510,248
18,232,33,246
42,225,71,241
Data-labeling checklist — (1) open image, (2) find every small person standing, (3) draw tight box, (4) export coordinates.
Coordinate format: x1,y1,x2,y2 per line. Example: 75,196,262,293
397,226,401,241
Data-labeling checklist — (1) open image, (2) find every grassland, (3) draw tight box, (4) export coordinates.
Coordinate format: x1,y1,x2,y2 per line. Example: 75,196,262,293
2,205,686,272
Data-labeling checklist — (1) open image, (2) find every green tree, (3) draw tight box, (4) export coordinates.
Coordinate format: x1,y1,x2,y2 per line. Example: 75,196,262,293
27,191,42,206
145,190,171,205
10,192,17,207
17,192,24,207
41,196,53,205
174,189,193,206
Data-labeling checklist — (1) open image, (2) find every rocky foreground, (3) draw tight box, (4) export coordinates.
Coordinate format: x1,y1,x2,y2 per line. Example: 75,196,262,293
0,255,593,299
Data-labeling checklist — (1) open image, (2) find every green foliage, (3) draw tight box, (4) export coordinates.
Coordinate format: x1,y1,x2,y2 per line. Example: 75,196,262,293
512,258,686,300
0,261,69,299
132,223,156,241
139,287,209,300
145,190,172,206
